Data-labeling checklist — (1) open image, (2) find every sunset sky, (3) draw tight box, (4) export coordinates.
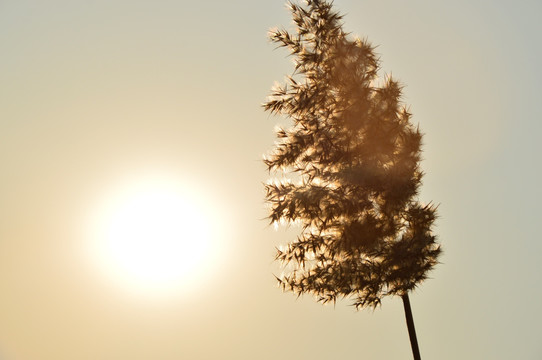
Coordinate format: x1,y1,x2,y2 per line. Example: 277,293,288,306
1,1,541,359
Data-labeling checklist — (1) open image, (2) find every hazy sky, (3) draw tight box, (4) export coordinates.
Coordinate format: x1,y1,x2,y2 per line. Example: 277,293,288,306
1,1,541,359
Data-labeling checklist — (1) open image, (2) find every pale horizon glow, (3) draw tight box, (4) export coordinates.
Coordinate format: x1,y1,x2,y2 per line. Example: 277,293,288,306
84,173,224,301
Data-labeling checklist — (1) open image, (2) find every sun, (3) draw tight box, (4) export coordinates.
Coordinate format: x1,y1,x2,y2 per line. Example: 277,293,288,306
85,174,224,300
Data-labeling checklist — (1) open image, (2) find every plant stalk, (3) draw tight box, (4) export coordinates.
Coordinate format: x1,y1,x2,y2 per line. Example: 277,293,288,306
402,293,421,360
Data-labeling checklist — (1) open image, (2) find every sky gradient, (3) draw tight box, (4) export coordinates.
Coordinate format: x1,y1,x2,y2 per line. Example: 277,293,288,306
1,1,541,359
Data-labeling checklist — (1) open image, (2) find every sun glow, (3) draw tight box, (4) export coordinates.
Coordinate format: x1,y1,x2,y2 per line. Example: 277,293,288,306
85,174,225,300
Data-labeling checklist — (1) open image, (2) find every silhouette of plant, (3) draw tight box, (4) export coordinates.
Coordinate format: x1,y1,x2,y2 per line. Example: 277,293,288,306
263,1,440,359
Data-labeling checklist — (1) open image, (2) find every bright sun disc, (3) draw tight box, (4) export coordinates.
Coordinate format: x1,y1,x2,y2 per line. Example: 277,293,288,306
86,175,223,299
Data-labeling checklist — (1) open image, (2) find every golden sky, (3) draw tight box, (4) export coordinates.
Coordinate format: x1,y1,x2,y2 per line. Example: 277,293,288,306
1,1,541,359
